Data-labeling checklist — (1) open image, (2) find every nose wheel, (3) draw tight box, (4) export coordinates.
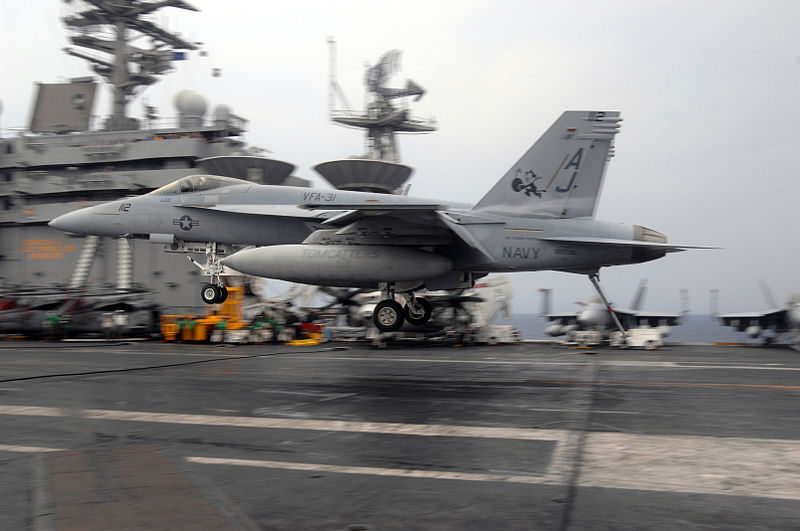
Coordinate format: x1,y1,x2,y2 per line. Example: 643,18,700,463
201,284,228,304
188,242,231,305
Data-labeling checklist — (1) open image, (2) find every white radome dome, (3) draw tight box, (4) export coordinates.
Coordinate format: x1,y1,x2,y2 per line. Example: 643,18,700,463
174,90,207,117
212,103,232,121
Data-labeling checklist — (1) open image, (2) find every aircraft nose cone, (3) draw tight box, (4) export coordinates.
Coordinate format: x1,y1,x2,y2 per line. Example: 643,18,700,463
49,209,91,235
789,307,800,325
576,311,592,326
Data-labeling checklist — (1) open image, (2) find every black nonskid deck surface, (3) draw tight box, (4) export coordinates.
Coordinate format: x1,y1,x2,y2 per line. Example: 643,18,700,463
1,340,799,530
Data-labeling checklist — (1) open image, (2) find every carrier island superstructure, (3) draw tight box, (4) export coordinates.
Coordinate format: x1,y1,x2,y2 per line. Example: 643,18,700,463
0,1,304,313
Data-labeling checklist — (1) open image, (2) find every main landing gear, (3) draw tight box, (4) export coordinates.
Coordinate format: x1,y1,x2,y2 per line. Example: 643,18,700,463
372,283,433,332
187,242,229,305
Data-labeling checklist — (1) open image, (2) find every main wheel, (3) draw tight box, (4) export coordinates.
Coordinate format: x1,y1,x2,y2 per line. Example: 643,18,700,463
403,297,432,326
201,284,220,305
217,286,229,304
373,299,405,332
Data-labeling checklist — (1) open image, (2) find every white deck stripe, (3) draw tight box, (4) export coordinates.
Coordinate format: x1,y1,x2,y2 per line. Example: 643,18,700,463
187,441,800,501
580,432,800,501
0,444,64,453
2,405,799,500
0,405,567,442
186,456,555,485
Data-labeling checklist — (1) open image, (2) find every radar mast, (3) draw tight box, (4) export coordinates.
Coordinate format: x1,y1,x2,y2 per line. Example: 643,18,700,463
61,0,200,131
327,39,437,163
318,40,437,194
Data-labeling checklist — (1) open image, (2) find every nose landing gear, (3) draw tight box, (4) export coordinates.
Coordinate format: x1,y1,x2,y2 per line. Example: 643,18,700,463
187,242,231,305
200,283,228,304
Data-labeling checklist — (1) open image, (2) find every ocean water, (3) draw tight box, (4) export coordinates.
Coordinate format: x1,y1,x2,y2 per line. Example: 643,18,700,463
496,314,754,343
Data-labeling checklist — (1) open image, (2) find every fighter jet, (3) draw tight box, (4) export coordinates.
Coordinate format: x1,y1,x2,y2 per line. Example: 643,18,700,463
717,286,800,350
539,280,688,341
50,110,708,332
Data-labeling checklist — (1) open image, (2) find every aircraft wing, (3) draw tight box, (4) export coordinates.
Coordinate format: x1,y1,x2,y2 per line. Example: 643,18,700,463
299,202,446,226
320,206,447,227
544,312,579,325
590,303,682,327
628,311,682,327
177,203,330,219
718,309,790,332
179,201,450,223
303,203,447,211
302,204,499,261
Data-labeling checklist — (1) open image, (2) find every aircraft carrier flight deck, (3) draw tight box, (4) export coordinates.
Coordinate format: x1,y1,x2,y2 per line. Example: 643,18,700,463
1,340,798,530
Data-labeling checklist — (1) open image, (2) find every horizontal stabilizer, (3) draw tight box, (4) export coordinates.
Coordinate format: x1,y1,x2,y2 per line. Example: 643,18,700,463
436,212,495,262
541,236,717,252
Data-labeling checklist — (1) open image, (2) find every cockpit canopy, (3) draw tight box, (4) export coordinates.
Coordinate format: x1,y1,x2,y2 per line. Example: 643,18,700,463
151,175,248,195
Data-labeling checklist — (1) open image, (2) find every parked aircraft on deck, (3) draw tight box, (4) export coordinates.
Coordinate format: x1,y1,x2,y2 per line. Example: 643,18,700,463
539,279,688,340
716,284,800,350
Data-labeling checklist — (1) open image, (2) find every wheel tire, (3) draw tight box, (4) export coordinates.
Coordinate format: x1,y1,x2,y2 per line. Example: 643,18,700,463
404,297,432,326
201,284,220,305
373,299,405,332
217,286,228,304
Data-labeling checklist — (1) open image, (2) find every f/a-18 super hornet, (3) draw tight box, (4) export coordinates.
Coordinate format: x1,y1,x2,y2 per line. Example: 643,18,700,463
50,111,709,332
539,279,688,341
716,283,800,350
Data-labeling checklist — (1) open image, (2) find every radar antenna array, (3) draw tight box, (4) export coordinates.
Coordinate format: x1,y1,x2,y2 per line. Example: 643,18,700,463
61,0,200,131
327,39,436,163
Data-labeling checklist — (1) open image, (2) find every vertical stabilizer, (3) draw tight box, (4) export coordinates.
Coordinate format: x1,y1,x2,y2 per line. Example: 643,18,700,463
473,111,621,218
630,278,648,311
538,288,552,316
710,289,720,318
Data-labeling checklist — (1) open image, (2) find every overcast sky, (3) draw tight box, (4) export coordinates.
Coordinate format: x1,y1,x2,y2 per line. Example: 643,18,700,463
2,0,799,314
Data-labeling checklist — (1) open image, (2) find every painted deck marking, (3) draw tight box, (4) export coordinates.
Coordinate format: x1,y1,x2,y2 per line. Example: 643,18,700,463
0,405,567,441
186,456,556,485
2,405,799,501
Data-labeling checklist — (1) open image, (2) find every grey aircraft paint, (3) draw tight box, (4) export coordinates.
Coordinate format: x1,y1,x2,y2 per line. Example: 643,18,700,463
50,111,711,330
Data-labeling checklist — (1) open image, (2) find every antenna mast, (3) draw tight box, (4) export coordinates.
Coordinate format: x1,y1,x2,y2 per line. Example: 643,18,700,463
61,0,200,131
328,44,436,162
328,37,336,117
316,42,438,195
